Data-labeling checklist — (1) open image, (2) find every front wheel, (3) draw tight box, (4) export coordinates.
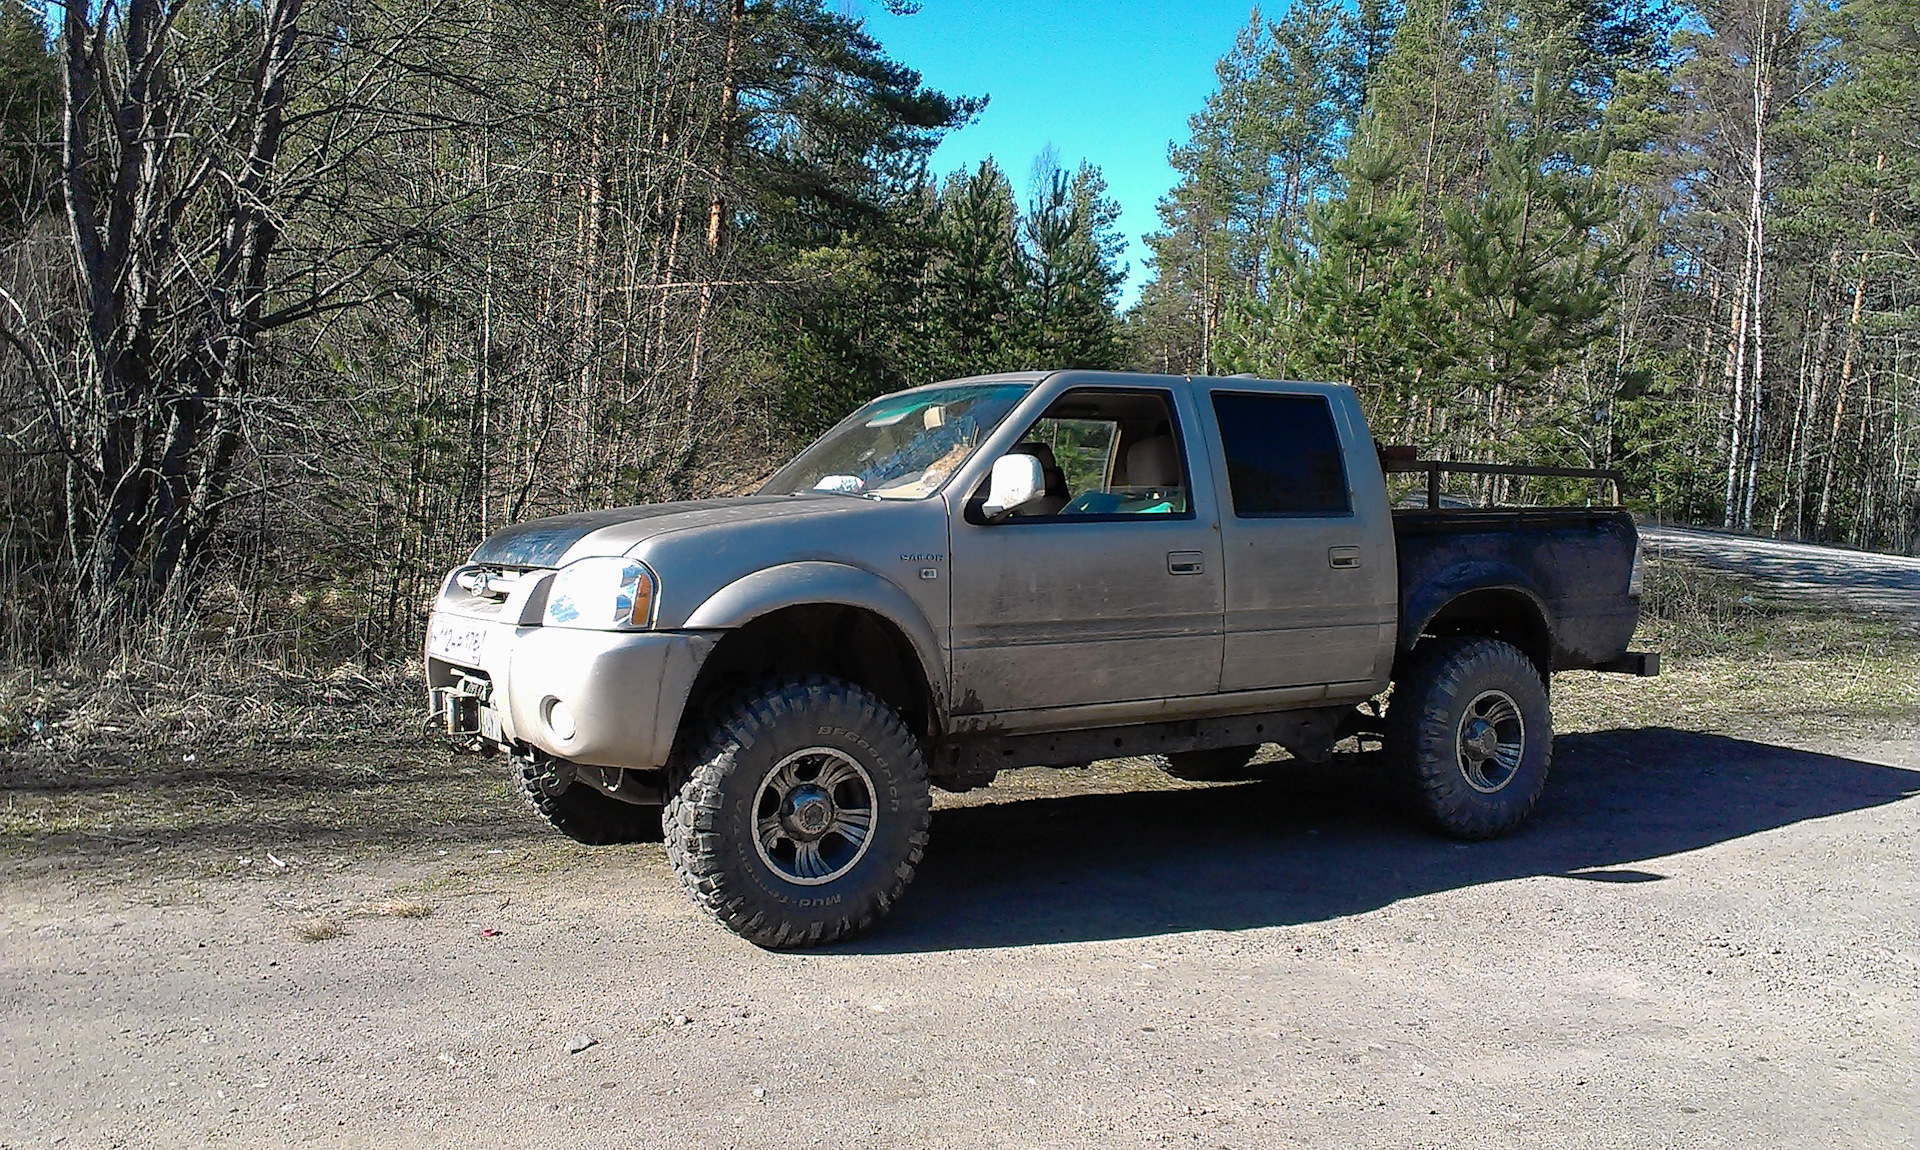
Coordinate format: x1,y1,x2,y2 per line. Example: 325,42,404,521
512,751,661,845
664,676,932,948
1386,637,1552,839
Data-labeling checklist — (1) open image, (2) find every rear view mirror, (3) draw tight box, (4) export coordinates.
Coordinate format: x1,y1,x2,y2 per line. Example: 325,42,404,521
981,453,1045,519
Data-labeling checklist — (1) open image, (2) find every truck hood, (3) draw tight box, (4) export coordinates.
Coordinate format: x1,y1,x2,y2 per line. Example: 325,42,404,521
469,495,877,568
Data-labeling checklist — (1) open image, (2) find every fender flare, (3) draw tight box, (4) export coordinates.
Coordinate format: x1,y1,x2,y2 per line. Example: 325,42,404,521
1401,560,1553,661
682,561,948,712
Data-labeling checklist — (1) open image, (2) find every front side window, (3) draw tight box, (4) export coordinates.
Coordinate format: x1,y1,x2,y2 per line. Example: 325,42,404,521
760,383,1031,500
989,388,1191,520
1211,392,1352,517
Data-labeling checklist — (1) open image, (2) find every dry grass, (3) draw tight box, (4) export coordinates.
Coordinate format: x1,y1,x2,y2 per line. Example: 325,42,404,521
0,653,515,867
297,917,341,942
0,656,420,771
1556,554,1920,741
0,653,528,868
3,554,1910,879
0,745,527,868
378,898,434,919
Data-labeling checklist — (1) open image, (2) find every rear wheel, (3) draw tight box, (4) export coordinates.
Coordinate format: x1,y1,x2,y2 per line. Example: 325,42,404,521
1159,745,1262,782
1386,637,1552,839
664,676,931,948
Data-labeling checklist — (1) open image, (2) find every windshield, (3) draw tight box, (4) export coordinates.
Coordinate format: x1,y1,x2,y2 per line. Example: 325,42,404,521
759,383,1032,500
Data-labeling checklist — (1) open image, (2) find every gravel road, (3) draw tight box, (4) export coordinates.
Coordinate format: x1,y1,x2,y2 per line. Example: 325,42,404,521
1640,525,1920,621
5,532,1917,1148
5,723,1915,1149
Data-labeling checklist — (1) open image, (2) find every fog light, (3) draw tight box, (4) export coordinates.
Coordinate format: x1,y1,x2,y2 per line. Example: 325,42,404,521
544,699,576,742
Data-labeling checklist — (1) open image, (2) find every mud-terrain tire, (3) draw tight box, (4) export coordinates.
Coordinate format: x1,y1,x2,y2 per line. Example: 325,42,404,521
1160,745,1262,782
664,676,932,948
1386,636,1552,840
511,751,661,845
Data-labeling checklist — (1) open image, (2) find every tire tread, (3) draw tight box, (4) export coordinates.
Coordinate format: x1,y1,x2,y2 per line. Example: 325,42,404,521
512,752,658,845
1386,636,1552,840
665,675,931,948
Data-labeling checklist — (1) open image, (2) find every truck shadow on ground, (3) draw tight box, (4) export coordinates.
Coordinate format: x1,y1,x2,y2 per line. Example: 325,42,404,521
844,727,1917,953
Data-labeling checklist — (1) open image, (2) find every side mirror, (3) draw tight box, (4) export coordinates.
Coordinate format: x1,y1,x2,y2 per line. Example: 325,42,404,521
980,453,1045,519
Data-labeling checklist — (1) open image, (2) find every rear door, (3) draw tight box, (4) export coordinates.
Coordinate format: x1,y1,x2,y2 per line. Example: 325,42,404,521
946,384,1225,712
1202,388,1396,690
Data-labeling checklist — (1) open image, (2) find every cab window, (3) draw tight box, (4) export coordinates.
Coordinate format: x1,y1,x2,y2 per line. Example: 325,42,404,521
1210,391,1351,517
987,388,1192,520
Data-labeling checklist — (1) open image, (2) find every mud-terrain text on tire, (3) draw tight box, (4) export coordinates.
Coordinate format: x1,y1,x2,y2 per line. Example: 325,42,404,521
1385,636,1552,840
663,676,932,948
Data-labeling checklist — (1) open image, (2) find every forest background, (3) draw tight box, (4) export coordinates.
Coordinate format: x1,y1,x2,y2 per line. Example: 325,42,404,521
0,0,1914,672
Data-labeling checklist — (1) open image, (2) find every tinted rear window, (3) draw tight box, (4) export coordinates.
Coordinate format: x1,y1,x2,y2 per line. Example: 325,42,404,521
1211,392,1351,516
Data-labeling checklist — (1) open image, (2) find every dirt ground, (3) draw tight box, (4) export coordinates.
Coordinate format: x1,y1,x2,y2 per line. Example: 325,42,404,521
3,559,1916,1149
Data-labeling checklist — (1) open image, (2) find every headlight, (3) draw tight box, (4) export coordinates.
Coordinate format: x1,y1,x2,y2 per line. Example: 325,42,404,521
542,557,657,630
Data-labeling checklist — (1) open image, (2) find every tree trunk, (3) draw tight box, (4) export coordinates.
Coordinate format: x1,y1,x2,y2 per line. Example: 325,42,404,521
683,0,747,478
1815,152,1883,537
59,0,307,644
1720,230,1754,528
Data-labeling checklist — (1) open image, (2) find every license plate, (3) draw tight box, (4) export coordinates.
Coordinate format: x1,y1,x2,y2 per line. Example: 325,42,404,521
480,705,504,743
427,616,487,665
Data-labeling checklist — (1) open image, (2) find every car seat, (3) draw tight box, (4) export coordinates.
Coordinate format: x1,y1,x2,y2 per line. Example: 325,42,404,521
1009,441,1071,516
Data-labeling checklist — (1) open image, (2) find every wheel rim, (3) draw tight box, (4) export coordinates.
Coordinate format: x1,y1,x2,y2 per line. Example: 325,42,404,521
1456,689,1526,794
752,747,878,886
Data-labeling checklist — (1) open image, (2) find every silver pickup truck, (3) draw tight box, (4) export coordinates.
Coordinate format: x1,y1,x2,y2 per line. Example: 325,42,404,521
425,371,1655,947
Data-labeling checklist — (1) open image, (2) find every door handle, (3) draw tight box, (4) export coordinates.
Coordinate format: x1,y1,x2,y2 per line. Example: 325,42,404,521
1328,546,1361,570
1168,550,1205,575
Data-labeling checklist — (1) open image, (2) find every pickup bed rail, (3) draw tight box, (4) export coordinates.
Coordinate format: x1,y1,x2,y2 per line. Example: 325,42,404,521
1379,446,1624,510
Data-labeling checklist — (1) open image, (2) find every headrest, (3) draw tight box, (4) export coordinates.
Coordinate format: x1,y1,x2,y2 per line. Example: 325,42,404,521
1125,436,1180,488
1011,441,1058,471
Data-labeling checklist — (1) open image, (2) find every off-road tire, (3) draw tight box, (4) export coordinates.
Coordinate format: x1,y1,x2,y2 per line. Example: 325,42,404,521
1160,745,1262,782
663,676,931,948
511,751,661,846
1386,636,1552,839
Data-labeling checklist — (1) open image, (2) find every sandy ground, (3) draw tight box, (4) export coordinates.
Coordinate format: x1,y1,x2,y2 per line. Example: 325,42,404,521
4,721,1915,1149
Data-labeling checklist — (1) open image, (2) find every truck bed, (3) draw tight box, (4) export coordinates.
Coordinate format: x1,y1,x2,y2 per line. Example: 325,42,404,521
1392,507,1642,672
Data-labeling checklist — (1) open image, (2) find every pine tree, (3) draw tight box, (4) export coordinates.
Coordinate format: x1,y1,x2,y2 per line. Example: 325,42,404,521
1438,64,1631,414
1018,161,1126,369
1777,0,1920,544
1218,143,1438,435
1128,2,1365,373
920,160,1022,377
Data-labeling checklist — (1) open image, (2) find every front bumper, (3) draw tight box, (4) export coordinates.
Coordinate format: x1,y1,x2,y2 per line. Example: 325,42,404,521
426,610,714,771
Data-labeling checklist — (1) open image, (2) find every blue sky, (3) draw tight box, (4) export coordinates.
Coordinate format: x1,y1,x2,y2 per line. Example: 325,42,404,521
854,1,1271,306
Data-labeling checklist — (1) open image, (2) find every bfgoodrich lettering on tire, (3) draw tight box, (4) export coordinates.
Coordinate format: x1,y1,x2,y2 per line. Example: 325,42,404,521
663,676,931,948
1386,636,1552,839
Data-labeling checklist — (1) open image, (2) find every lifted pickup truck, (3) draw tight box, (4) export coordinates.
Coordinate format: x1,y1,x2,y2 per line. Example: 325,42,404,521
425,371,1655,947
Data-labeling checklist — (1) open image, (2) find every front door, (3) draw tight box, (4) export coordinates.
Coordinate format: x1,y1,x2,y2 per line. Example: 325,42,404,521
947,386,1225,713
